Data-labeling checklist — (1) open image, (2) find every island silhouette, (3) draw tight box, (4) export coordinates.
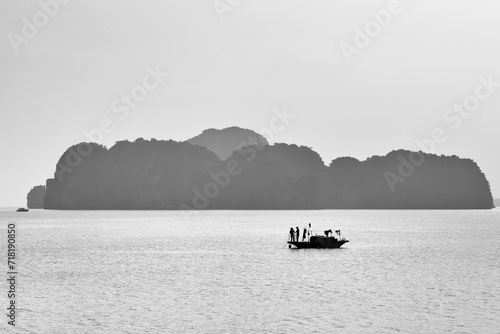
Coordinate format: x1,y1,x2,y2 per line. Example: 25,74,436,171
187,126,268,160
36,127,493,210
27,185,46,209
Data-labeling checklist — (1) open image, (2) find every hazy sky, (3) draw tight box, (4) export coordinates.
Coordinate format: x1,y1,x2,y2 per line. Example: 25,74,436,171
1,0,499,206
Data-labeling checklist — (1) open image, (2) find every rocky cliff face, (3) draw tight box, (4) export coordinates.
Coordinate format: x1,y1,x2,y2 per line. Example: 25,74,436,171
44,139,221,209
42,137,494,210
27,185,46,209
322,150,493,209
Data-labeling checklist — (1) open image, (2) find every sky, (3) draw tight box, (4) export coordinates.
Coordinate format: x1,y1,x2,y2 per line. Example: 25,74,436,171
0,0,499,206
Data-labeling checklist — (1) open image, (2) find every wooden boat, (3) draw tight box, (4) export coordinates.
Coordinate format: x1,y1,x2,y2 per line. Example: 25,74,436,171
16,208,29,212
288,229,348,249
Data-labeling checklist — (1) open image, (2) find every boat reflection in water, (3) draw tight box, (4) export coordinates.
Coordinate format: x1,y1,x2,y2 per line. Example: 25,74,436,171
287,225,348,249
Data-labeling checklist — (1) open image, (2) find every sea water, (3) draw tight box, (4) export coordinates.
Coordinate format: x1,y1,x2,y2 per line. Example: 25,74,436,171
1,209,499,333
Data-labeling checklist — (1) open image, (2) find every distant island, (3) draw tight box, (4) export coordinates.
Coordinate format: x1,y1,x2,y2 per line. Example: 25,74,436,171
187,126,268,160
37,127,493,210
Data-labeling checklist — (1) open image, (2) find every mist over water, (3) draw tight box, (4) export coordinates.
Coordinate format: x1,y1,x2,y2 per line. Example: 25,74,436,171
2,209,499,333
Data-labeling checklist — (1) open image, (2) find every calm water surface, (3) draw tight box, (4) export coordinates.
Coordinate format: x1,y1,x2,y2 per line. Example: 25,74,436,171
1,209,499,333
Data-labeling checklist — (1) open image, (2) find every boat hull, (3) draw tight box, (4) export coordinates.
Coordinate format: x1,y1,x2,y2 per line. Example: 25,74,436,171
288,237,348,249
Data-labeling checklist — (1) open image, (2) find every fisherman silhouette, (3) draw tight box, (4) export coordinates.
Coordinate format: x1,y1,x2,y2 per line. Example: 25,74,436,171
296,227,300,243
302,228,307,242
289,227,295,242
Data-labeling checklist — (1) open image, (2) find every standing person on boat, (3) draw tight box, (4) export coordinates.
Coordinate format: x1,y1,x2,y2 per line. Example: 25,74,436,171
302,228,307,242
289,227,295,242
296,227,300,243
